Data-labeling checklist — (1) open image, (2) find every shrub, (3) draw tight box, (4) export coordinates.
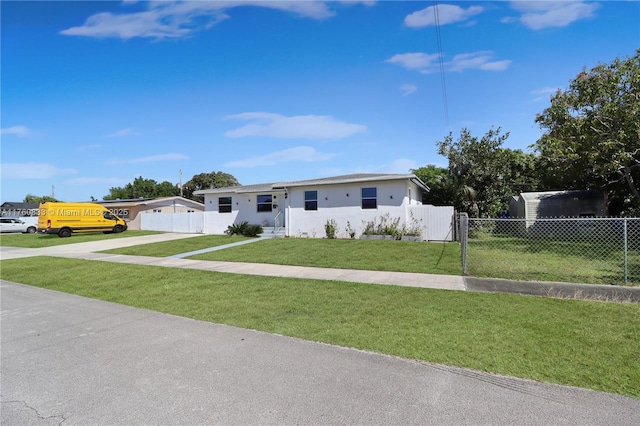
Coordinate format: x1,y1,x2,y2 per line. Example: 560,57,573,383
325,219,338,239
226,221,249,236
226,221,263,237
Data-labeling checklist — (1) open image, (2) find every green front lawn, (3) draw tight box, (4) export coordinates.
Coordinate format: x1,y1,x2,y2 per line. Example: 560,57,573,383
1,256,638,398
101,234,252,257
0,230,162,248
105,236,462,275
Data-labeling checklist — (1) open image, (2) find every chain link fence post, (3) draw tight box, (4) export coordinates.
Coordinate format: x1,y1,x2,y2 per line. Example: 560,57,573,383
459,213,468,275
623,218,628,284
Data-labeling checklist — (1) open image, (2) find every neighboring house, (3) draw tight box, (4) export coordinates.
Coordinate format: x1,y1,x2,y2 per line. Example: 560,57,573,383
0,202,40,217
188,173,451,240
508,190,607,221
97,196,204,230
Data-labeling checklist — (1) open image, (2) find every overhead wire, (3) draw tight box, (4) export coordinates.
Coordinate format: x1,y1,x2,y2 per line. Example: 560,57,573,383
432,0,450,129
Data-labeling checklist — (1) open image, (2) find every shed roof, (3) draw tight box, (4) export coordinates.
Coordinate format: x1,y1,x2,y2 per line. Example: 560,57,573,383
520,190,604,202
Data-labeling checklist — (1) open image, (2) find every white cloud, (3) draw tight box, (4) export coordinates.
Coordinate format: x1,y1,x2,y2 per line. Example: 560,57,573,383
405,4,483,28
449,52,511,72
225,146,336,168
224,112,366,139
531,86,560,102
65,176,129,185
387,51,510,73
376,159,419,174
61,1,339,40
1,163,77,179
400,84,417,96
104,128,139,138
78,144,102,150
1,125,32,138
385,52,440,71
509,1,600,30
106,153,188,165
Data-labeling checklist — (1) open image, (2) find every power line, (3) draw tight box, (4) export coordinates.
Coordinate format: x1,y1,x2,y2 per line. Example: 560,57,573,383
432,0,450,129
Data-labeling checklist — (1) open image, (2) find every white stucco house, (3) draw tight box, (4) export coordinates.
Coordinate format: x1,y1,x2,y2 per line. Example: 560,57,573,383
185,173,454,240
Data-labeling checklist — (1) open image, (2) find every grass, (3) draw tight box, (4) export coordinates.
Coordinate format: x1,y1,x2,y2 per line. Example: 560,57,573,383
0,230,162,248
190,238,462,275
104,237,462,275
1,256,638,398
467,235,640,286
101,234,252,257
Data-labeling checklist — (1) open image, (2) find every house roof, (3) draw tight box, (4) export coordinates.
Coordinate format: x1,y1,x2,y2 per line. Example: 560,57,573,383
0,202,40,216
96,196,204,208
194,173,430,195
0,202,40,210
519,190,604,202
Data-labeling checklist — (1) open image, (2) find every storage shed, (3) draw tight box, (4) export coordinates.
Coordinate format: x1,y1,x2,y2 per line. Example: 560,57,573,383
509,190,607,222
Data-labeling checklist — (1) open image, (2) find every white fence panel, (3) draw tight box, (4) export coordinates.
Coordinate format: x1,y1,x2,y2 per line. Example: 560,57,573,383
409,205,455,241
141,212,204,233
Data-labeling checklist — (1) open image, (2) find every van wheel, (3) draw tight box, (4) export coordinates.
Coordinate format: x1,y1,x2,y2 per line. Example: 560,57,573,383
58,228,72,238
26,226,36,234
113,225,124,233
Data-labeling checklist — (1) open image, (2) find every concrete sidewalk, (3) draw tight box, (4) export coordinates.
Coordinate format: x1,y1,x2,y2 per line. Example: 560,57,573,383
2,232,639,300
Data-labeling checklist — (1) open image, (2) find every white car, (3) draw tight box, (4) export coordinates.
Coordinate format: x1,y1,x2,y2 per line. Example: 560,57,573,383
0,218,37,233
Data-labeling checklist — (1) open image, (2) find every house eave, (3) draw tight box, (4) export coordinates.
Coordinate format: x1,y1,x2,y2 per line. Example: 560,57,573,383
194,173,430,195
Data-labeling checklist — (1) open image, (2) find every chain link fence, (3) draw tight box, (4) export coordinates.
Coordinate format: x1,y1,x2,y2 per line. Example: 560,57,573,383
459,213,640,286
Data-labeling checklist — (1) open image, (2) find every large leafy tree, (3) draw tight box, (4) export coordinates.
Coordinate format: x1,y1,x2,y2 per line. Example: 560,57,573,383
535,49,640,215
24,194,59,203
437,127,541,217
104,176,180,200
182,171,240,201
411,165,456,206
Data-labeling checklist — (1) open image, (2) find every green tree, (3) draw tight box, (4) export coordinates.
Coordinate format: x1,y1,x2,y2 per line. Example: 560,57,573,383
104,177,180,200
535,49,640,215
182,171,240,201
437,127,541,217
411,165,456,206
24,194,59,203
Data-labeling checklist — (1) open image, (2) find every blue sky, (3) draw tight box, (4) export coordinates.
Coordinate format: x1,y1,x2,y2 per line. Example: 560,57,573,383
1,1,638,202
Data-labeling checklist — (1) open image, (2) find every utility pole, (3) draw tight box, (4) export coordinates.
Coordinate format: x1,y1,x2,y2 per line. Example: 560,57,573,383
51,185,55,199
179,169,183,197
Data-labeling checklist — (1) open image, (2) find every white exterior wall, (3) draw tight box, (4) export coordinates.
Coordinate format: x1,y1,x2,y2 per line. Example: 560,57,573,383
145,179,456,240
201,191,286,234
286,180,417,238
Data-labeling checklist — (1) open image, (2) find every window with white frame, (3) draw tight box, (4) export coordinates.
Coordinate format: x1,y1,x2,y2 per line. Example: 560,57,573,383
257,194,272,212
219,197,232,213
361,187,377,209
304,190,318,211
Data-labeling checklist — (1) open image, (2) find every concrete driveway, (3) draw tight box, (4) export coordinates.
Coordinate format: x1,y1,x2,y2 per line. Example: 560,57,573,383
2,280,638,425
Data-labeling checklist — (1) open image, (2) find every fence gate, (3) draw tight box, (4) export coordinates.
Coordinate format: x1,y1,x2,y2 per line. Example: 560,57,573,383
409,205,455,241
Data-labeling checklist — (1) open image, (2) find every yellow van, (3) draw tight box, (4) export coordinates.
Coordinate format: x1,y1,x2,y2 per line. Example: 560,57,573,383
38,202,128,238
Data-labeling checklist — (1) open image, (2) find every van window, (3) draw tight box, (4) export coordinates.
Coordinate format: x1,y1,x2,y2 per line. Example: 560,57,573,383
103,211,117,220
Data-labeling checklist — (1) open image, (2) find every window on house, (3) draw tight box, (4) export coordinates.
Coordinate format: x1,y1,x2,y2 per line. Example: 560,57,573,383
219,197,232,213
304,190,318,211
361,187,377,209
257,194,272,212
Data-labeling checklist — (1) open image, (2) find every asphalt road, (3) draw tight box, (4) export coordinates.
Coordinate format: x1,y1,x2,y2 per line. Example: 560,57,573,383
2,280,639,425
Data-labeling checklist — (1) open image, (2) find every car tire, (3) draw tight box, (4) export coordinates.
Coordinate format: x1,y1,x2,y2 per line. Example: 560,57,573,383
58,228,72,238
26,226,37,234
113,225,124,233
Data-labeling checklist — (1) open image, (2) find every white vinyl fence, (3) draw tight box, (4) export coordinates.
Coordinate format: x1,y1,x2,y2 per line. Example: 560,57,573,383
141,212,204,234
141,205,456,241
